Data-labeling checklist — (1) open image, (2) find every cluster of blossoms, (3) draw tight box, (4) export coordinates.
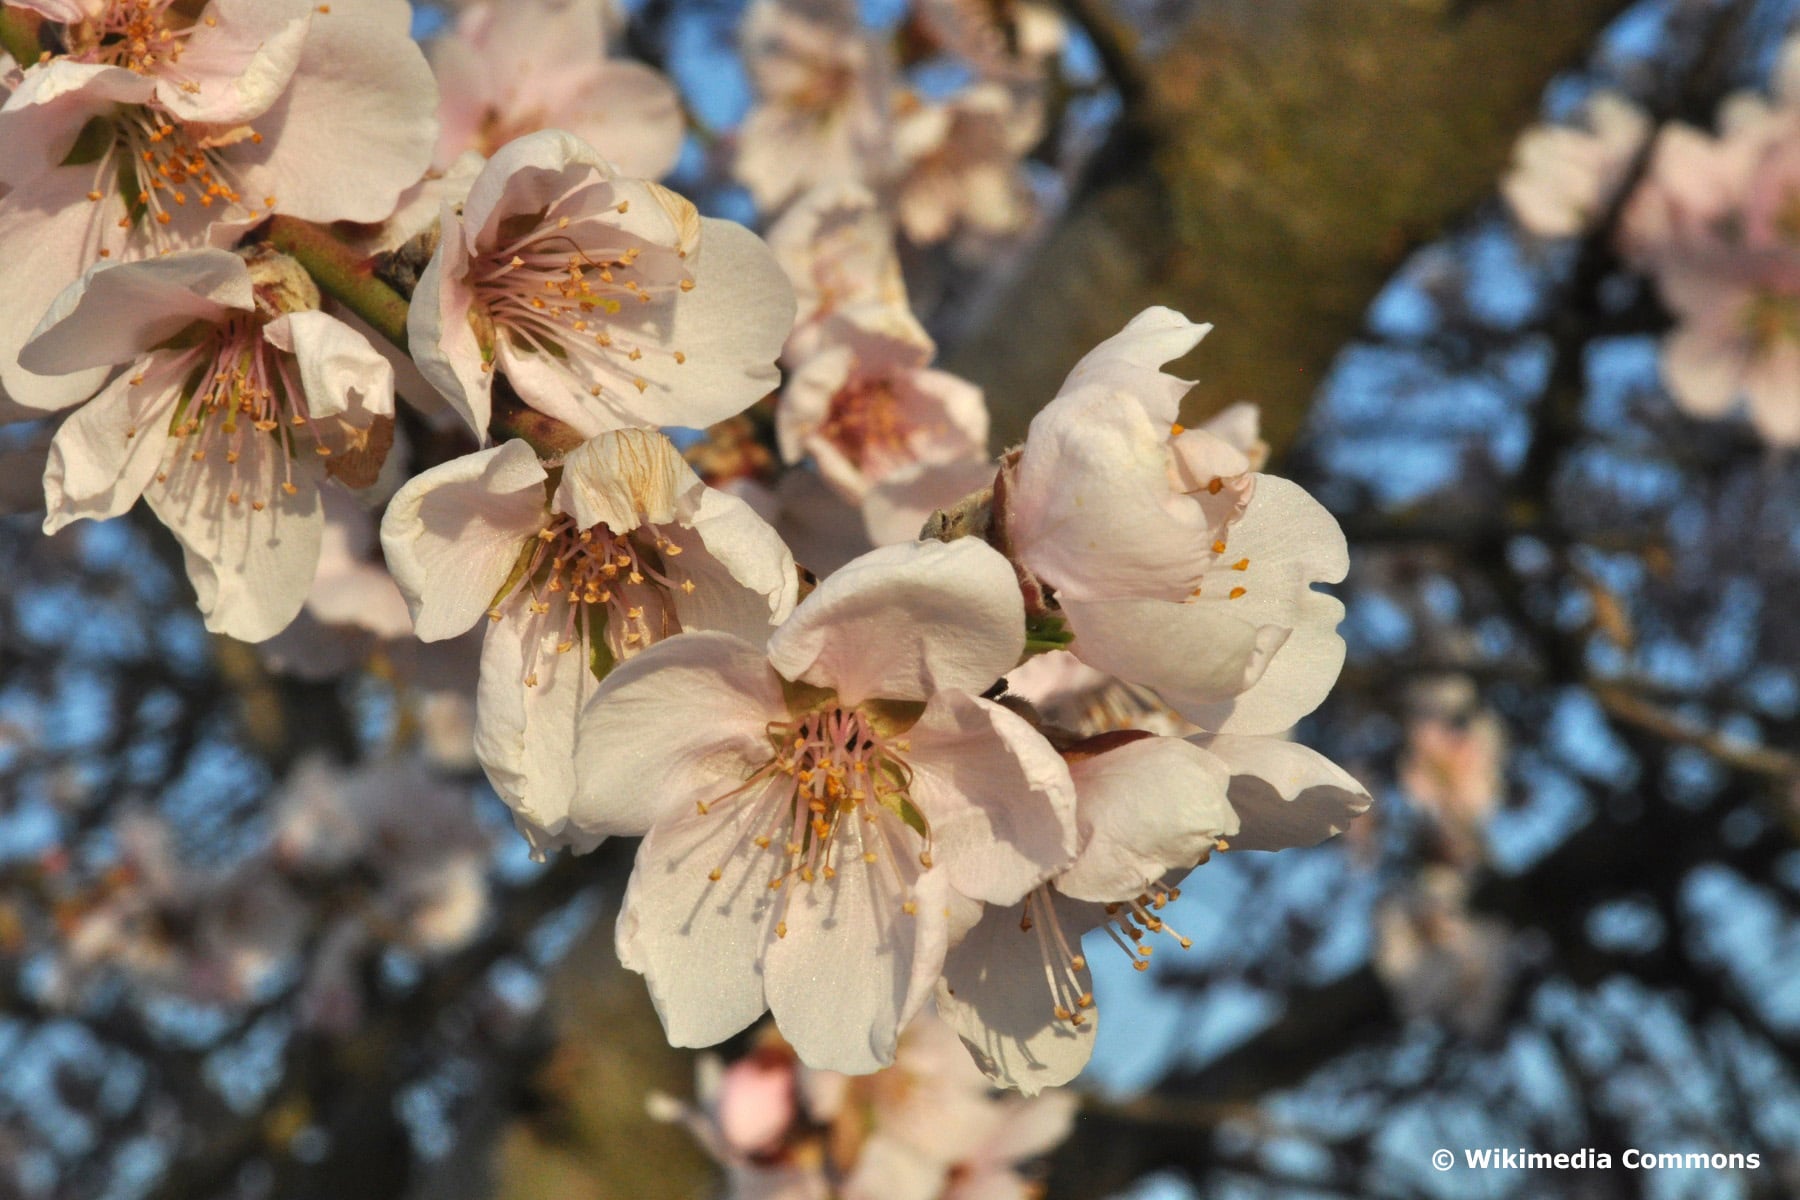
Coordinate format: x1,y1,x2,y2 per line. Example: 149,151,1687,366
1502,35,1800,447
2,0,1369,1091
32,757,493,1020
652,1011,1076,1200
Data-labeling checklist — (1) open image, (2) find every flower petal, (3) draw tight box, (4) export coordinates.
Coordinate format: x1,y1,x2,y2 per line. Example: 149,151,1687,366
472,611,605,856
616,790,781,1047
935,892,1097,1094
261,309,395,421
1194,734,1370,850
146,434,323,642
407,204,492,437
379,440,548,641
906,691,1077,905
22,249,253,376
571,630,788,839
764,837,946,1073
152,1,309,125
1059,306,1208,426
1054,736,1237,902
0,61,153,189
1169,476,1349,733
41,354,182,533
767,538,1024,705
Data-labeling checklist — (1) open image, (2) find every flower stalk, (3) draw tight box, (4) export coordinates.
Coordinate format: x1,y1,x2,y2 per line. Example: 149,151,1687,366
264,216,413,354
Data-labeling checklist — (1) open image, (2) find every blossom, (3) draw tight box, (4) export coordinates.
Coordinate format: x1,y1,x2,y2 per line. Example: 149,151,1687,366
912,0,1065,86
776,308,988,505
1003,308,1350,732
1501,91,1649,239
1400,702,1505,869
410,130,794,439
1374,866,1515,1037
937,731,1369,1092
428,0,683,179
655,1010,1075,1199
575,538,1078,1072
380,428,798,855
735,0,893,211
273,756,493,954
893,83,1039,245
765,182,914,362
26,247,395,641
0,0,436,409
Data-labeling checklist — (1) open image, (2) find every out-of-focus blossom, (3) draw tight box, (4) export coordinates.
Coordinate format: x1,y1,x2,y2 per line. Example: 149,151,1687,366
1004,308,1349,732
579,539,1077,1073
1502,91,1650,239
776,308,988,506
912,0,1066,85
938,730,1368,1091
52,812,306,1004
893,83,1039,245
273,756,493,954
410,130,793,439
655,1011,1074,1198
766,182,915,363
0,0,435,409
27,248,395,641
1618,79,1800,445
381,429,797,855
1374,866,1516,1037
735,0,893,212
1400,705,1505,869
429,0,683,179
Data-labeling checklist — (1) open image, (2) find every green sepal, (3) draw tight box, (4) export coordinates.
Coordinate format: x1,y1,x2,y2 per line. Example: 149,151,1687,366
1021,611,1075,658
60,116,114,167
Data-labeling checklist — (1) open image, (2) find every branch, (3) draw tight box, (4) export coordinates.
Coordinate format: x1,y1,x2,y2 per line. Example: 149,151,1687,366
0,9,39,67
263,216,412,352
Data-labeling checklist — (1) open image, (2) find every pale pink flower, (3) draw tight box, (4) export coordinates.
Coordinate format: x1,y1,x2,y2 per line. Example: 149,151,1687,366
893,83,1038,245
913,0,1065,85
428,0,684,179
1502,91,1649,239
1374,866,1515,1037
410,129,794,439
735,0,893,211
0,0,436,409
380,428,798,855
1004,308,1349,732
777,308,989,506
765,182,915,363
26,248,395,642
577,538,1078,1072
860,455,997,547
1401,709,1504,869
1618,93,1800,444
938,731,1368,1092
272,756,493,953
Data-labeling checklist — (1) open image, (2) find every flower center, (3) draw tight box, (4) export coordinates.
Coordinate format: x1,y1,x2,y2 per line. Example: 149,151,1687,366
145,314,357,510
818,378,910,471
698,705,931,940
57,0,188,73
473,191,694,401
497,513,696,686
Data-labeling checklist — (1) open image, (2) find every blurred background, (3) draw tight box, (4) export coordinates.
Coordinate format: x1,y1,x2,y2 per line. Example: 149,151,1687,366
2,0,1799,1197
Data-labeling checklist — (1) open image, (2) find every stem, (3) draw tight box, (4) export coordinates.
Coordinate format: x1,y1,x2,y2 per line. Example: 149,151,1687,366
263,216,411,352
0,9,41,67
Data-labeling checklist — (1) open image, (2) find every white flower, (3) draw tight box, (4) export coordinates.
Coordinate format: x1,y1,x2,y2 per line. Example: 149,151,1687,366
380,428,798,855
1004,308,1350,732
574,539,1078,1072
410,130,794,439
26,248,394,641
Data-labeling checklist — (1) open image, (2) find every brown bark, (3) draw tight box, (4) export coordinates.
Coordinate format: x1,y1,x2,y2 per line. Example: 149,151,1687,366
954,0,1641,455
